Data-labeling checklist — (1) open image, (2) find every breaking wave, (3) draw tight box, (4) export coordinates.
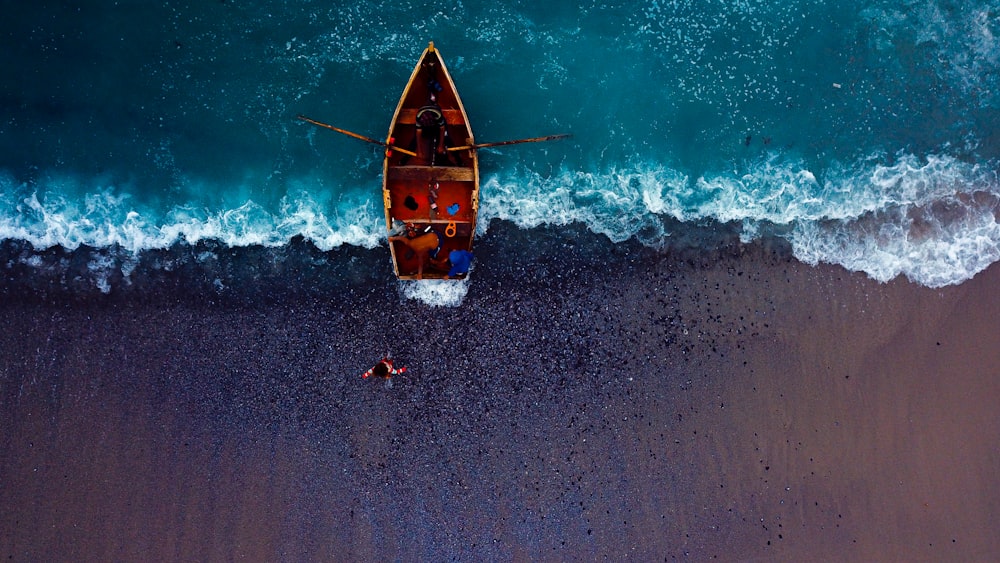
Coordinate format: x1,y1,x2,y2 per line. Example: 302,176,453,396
481,152,1000,288
3,150,997,290
0,174,384,253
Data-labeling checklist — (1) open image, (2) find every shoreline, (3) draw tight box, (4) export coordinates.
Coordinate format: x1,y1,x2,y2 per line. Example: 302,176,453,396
1,226,998,559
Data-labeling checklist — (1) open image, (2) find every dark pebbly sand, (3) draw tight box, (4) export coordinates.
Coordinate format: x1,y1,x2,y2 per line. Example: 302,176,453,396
1,224,998,560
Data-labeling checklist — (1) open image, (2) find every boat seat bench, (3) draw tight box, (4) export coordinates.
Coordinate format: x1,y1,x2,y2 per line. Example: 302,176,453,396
387,166,475,182
397,108,464,125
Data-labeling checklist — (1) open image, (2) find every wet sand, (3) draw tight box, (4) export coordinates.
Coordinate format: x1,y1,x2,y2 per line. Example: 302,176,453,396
1,226,998,560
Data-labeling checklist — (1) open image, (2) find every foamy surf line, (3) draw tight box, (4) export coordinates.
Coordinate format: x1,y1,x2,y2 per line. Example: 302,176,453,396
0,180,386,253
3,152,999,290
480,153,1000,288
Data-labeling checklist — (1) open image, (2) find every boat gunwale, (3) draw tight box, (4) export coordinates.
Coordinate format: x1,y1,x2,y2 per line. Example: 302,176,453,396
382,42,479,280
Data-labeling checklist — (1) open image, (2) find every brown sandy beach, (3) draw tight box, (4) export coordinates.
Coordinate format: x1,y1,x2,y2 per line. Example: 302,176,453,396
1,230,998,560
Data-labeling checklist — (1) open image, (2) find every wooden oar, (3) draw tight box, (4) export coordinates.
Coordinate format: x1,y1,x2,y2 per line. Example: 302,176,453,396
296,115,417,157
446,133,571,152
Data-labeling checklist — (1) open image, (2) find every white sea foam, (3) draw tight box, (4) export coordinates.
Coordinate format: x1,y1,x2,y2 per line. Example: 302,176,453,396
399,277,471,307
863,0,1000,106
87,252,117,294
0,176,384,253
788,155,1000,287
3,151,998,289
479,165,690,245
479,152,1000,288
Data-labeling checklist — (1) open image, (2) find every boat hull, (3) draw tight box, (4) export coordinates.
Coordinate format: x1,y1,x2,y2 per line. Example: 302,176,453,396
382,42,479,280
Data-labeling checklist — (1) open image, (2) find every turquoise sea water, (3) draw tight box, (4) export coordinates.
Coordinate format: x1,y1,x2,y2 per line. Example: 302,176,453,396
2,0,998,288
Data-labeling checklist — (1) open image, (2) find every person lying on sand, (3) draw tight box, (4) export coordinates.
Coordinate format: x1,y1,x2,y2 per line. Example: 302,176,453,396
362,358,407,379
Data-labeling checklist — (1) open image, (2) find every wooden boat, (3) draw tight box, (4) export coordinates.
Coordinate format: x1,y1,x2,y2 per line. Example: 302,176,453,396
382,42,478,280
297,42,567,280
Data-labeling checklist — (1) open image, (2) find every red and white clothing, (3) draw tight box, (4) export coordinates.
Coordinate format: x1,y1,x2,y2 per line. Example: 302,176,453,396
362,358,407,379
